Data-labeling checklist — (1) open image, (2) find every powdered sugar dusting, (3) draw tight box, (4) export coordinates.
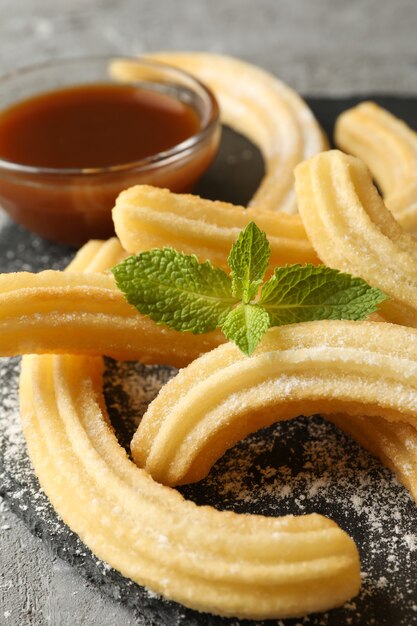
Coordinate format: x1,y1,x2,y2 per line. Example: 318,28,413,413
181,415,417,625
2,352,417,624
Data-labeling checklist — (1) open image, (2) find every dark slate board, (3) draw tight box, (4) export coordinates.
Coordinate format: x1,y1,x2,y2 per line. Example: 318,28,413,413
1,98,417,626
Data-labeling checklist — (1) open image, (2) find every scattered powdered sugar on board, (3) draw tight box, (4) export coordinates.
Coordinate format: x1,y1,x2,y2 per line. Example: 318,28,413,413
3,349,417,625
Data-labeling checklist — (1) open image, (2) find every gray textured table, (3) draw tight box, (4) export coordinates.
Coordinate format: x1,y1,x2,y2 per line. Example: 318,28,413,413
1,1,417,624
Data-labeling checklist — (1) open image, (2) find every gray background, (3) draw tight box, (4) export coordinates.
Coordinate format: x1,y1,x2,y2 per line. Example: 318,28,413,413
1,0,417,624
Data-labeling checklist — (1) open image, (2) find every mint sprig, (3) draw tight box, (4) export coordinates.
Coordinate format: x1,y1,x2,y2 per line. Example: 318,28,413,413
112,222,388,356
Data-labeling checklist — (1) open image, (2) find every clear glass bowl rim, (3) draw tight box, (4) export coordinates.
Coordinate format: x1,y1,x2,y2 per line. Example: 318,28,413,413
0,54,220,177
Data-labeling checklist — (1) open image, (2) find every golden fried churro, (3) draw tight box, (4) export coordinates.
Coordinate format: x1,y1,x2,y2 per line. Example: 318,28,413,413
18,245,360,620
295,150,417,327
113,185,319,268
335,102,417,231
68,237,127,272
110,52,327,214
132,320,417,487
0,242,222,365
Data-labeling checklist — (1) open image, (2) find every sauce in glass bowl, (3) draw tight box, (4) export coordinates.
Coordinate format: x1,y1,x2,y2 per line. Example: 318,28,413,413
0,57,220,246
0,83,201,169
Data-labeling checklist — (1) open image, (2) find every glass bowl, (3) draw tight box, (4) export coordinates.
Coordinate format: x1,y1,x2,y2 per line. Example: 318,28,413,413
0,56,220,246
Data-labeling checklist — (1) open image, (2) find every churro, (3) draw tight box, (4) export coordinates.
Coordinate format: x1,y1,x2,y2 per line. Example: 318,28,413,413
18,244,360,620
294,149,417,327
110,52,327,214
293,145,417,507
0,240,222,366
335,102,417,232
132,320,417,486
113,185,319,269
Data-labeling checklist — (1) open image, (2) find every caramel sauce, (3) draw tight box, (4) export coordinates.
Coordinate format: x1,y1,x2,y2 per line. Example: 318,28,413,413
0,83,219,245
0,83,200,169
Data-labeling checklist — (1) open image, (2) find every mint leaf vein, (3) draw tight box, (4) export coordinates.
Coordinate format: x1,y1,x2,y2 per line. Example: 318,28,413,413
228,222,270,302
222,303,270,356
259,264,388,326
112,248,238,333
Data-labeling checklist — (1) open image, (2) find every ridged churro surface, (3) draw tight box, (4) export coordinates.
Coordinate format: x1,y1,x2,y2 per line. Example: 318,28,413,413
336,102,417,232
113,185,319,268
295,150,417,327
132,320,417,486
0,239,223,366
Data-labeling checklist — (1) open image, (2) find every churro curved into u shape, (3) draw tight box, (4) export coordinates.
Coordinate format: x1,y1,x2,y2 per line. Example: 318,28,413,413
110,52,327,214
335,102,417,232
295,150,417,327
113,185,319,268
18,241,360,620
131,320,417,486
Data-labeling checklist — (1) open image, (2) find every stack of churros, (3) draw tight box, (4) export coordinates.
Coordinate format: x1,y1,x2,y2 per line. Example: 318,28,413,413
2,52,417,621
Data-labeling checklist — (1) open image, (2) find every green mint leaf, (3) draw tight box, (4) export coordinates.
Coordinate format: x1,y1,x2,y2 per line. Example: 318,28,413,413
259,264,388,326
227,222,271,303
222,303,270,356
112,248,238,333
